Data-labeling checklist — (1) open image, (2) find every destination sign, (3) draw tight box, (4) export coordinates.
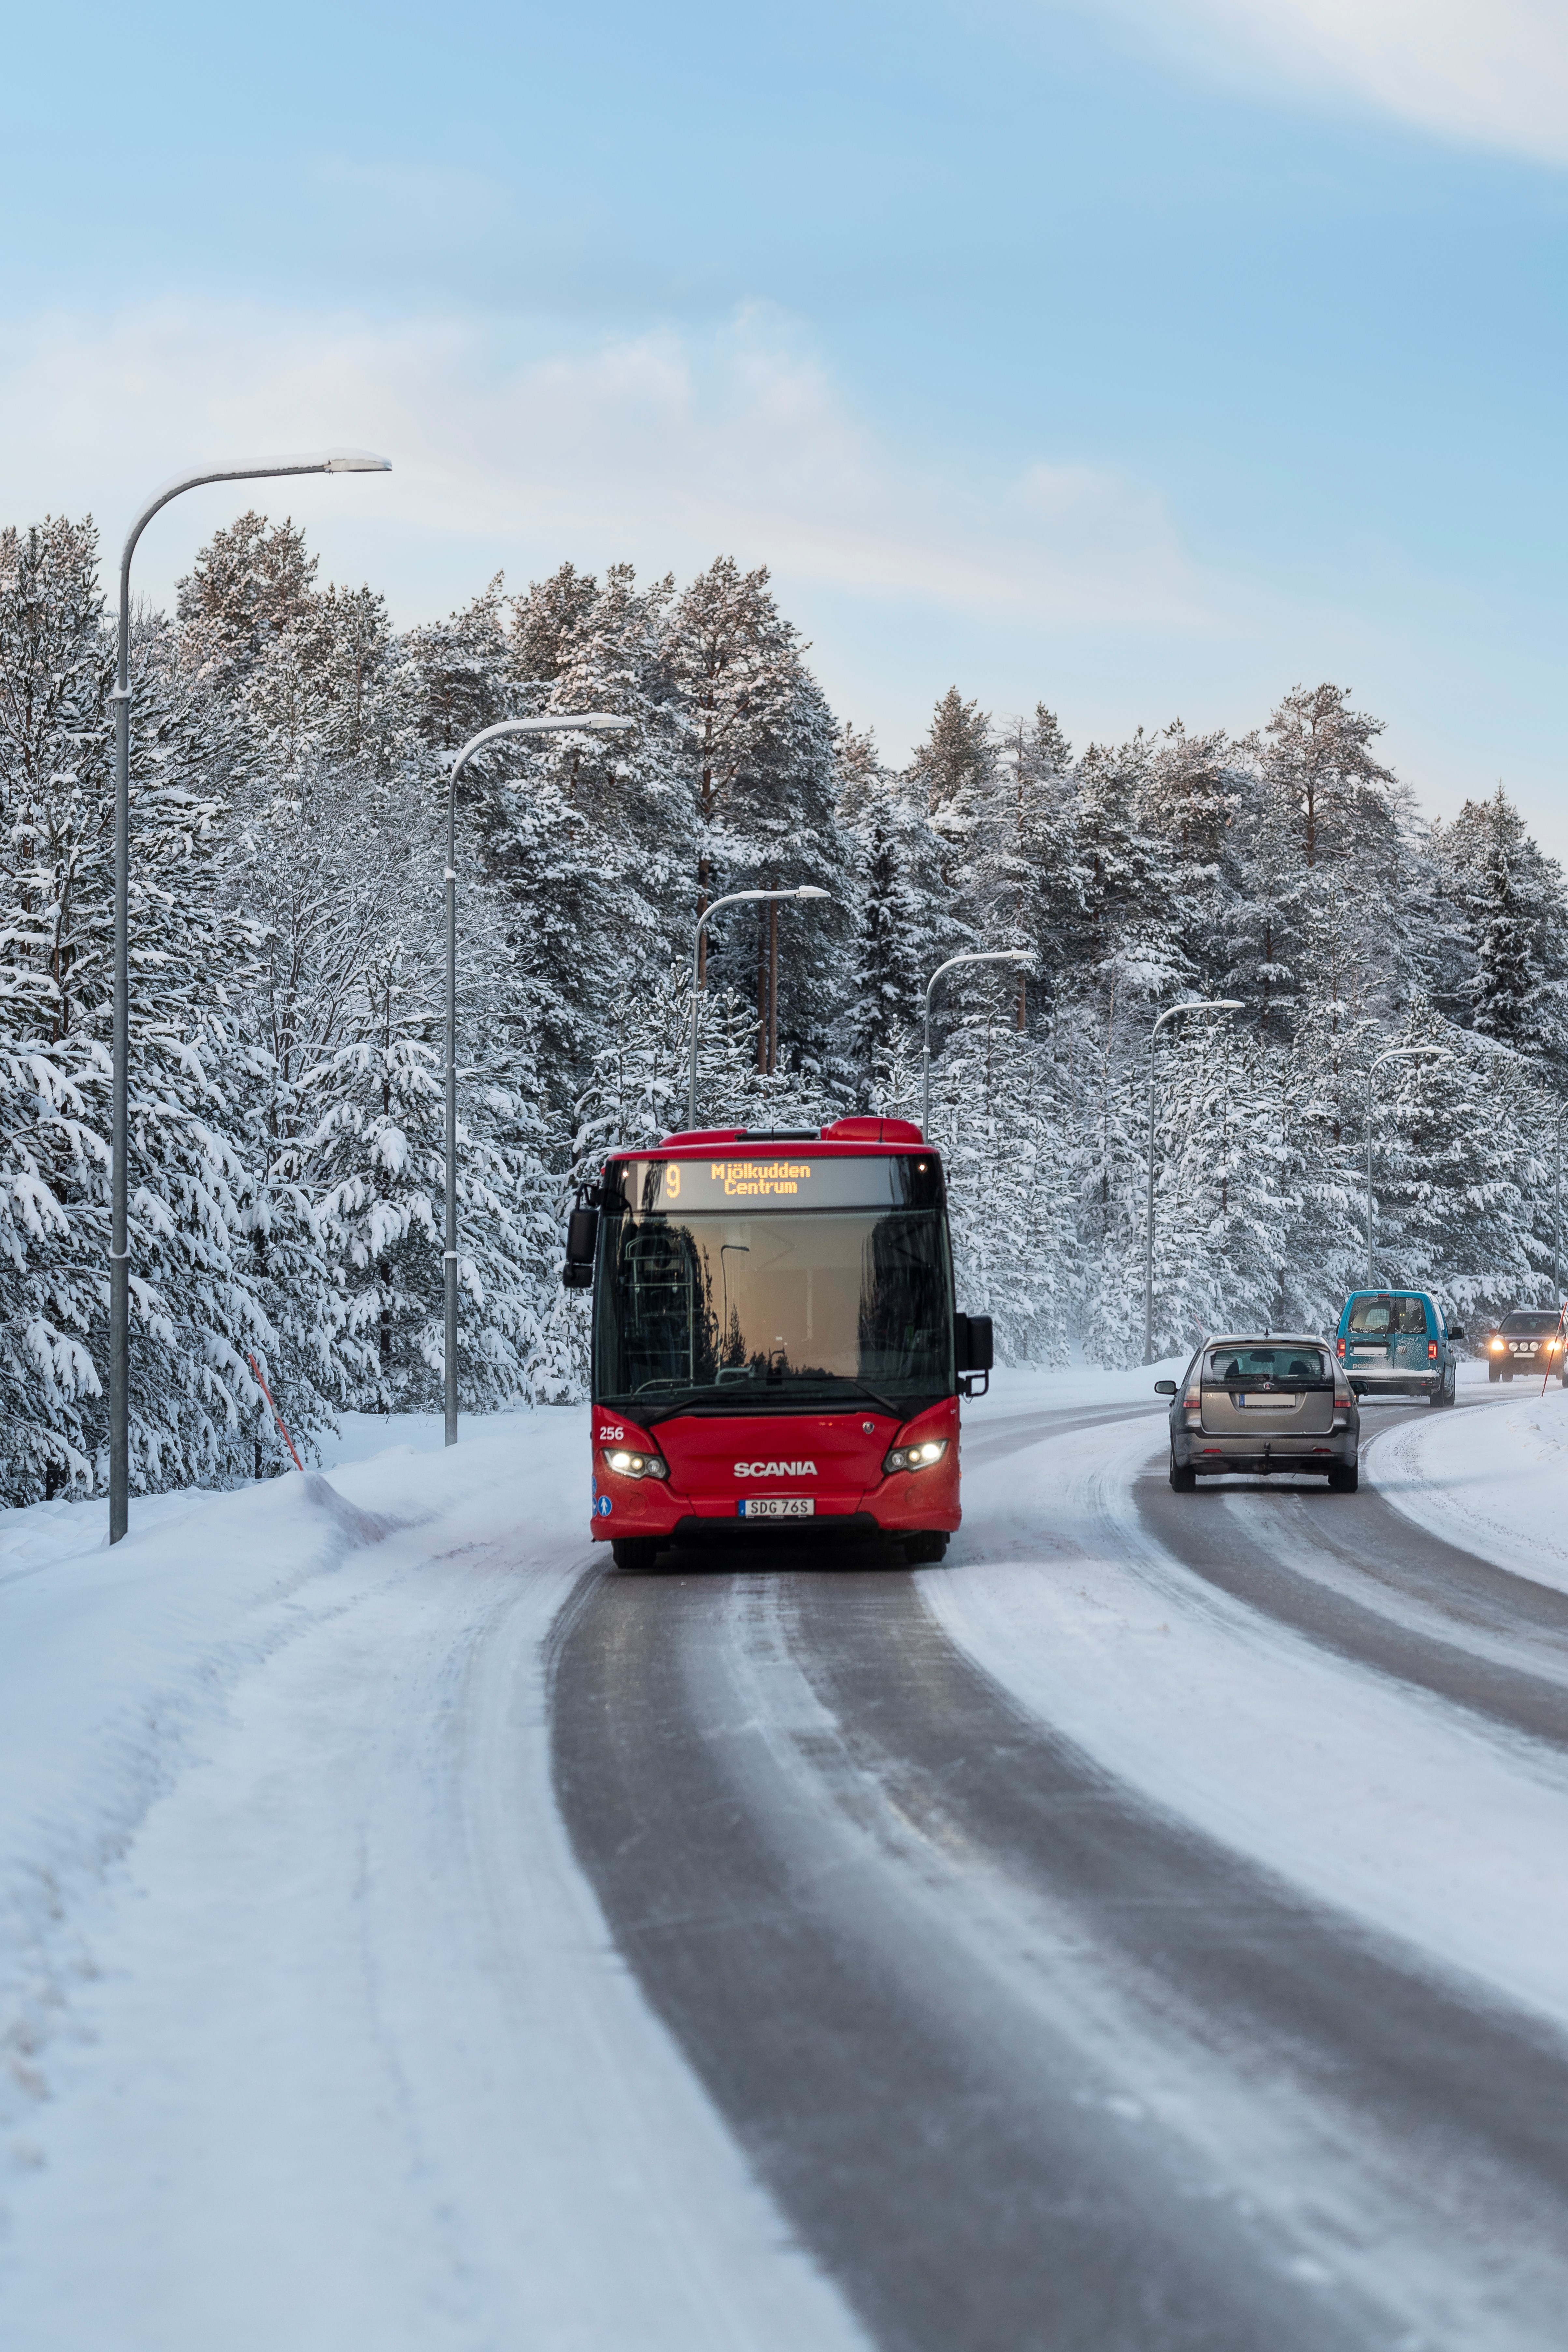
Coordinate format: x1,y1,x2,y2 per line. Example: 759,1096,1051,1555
604,1153,944,1212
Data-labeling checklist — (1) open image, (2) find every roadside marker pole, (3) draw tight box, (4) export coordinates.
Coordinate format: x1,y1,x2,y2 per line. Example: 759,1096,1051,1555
249,1354,305,1473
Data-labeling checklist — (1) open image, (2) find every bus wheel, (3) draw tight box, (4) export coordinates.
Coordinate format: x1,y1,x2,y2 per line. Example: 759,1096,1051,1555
903,1531,949,1565
610,1538,660,1573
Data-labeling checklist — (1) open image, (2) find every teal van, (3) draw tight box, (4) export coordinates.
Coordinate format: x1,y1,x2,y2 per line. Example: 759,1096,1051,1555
1335,1290,1465,1405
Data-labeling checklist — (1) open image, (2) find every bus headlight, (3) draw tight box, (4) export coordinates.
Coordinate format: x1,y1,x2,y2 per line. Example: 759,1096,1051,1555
603,1448,668,1480
883,1438,949,1474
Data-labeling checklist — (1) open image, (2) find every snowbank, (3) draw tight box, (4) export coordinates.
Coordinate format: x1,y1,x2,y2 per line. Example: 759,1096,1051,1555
1371,1362,1568,1594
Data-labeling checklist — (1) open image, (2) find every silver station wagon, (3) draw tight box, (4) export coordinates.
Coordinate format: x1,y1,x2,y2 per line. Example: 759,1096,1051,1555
1155,1334,1361,1492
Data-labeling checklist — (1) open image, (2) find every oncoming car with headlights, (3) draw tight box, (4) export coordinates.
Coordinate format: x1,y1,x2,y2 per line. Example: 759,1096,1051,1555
1156,1335,1360,1491
1484,1308,1568,1383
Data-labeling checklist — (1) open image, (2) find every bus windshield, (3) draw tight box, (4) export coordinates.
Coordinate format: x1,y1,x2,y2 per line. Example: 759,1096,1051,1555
593,1206,952,1417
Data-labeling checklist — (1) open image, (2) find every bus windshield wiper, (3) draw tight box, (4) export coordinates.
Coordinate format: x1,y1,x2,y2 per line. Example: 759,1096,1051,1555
786,1375,907,1423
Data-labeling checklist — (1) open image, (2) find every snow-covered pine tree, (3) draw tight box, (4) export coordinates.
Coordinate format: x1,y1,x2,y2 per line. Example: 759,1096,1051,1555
847,737,953,1082
667,555,803,973
0,516,315,1499
1433,787,1568,1065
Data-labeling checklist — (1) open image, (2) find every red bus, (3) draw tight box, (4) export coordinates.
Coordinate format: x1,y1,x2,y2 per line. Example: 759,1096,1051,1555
562,1117,993,1570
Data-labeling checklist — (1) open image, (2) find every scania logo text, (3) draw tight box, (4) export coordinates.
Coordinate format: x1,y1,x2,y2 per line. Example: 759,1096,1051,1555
734,1460,817,1478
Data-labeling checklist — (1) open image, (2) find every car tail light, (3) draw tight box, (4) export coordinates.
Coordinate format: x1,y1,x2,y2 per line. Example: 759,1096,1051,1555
1336,1337,1345,1358
1427,1342,1438,1360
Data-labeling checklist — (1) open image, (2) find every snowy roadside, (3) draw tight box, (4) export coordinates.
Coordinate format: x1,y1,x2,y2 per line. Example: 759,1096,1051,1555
961,1355,1183,1418
0,1417,865,2352
928,1400,1568,2038
1367,1363,1568,1594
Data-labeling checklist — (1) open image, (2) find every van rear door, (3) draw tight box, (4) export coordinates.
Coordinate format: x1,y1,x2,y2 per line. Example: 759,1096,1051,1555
1200,1344,1335,1437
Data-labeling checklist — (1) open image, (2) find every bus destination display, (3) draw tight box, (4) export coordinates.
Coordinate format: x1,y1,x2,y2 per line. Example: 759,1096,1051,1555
606,1153,944,1212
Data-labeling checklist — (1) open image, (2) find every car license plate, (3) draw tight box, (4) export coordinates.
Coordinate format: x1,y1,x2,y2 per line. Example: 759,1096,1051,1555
738,1497,815,1518
1238,1393,1288,1407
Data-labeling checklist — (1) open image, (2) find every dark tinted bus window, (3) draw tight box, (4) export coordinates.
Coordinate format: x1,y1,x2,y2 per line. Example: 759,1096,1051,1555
594,1206,951,1410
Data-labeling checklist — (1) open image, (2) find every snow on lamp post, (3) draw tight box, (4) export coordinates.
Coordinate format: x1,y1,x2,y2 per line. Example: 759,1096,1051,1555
440,713,634,1448
685,886,831,1132
1143,999,1242,1367
922,950,1034,1143
1364,1044,1452,1291
108,450,391,1545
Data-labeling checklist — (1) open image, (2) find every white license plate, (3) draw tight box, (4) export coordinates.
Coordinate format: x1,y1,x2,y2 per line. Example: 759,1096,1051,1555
738,1497,815,1519
1238,1393,1290,1407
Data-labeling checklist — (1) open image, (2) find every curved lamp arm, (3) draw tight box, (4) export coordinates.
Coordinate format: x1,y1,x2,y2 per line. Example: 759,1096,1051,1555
118,450,391,684
685,885,832,1129
921,949,1035,1139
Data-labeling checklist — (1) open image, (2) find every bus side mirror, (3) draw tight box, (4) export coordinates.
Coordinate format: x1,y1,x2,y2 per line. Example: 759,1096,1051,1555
956,1312,994,1396
562,1205,598,1290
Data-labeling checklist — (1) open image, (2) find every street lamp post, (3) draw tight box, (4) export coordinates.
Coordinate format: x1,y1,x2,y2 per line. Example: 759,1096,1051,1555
440,713,633,1447
1143,999,1243,1365
1553,1120,1563,1306
1364,1044,1453,1289
109,450,391,1543
685,886,831,1130
922,951,1034,1140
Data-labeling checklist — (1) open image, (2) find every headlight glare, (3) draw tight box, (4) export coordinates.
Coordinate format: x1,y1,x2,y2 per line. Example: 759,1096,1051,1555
883,1437,949,1475
603,1448,668,1480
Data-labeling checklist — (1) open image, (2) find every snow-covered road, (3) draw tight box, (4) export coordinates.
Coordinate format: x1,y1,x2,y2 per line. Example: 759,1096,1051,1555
6,1370,1568,2348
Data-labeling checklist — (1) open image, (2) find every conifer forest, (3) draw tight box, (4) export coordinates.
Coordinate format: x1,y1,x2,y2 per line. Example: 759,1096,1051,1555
3,509,1562,1503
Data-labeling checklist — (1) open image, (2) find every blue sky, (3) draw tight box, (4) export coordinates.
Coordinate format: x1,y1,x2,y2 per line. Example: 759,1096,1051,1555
3,0,1566,841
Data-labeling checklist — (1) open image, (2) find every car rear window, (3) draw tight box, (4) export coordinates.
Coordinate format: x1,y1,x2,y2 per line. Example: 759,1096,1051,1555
1203,1347,1332,1384
1346,1294,1429,1336
1501,1312,1561,1335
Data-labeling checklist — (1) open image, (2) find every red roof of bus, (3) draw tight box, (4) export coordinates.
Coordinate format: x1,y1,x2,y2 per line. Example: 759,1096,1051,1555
606,1116,928,1163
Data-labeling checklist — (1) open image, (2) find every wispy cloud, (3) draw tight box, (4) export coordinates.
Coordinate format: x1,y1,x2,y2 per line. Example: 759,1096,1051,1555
1090,0,1568,164
0,298,1213,633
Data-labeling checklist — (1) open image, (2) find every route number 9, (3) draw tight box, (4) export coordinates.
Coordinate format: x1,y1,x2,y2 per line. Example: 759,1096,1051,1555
666,1164,681,1199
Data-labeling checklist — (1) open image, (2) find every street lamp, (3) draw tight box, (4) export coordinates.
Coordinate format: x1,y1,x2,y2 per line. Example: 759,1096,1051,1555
685,887,831,1130
109,450,391,1543
1364,1044,1452,1289
1143,999,1243,1365
440,712,634,1447
922,951,1035,1140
